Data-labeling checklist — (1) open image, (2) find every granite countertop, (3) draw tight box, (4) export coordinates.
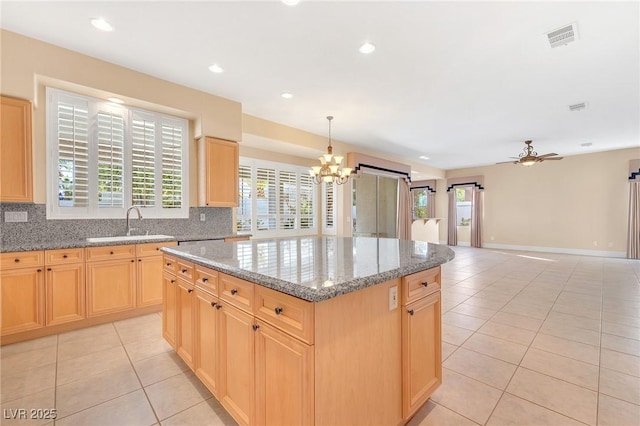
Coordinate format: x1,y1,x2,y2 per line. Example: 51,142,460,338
0,233,249,253
162,236,455,302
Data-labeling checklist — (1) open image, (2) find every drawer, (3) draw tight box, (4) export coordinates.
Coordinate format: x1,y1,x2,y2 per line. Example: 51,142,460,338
402,266,441,305
176,259,194,281
254,285,314,345
1,250,44,269
86,245,136,261
195,265,219,296
164,254,178,274
44,248,85,265
136,241,177,257
219,273,254,313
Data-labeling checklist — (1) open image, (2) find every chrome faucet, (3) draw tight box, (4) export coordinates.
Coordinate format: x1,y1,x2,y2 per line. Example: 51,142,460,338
125,206,143,236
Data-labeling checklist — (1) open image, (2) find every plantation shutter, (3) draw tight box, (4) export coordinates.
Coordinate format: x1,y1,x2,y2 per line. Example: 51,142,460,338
131,115,156,207
57,101,89,207
237,165,252,232
96,111,124,208
299,174,314,229
324,182,335,230
161,123,183,208
279,170,297,230
256,167,276,231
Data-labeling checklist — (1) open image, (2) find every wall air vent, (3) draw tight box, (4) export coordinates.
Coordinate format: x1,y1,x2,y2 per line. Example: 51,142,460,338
569,102,587,112
547,23,578,48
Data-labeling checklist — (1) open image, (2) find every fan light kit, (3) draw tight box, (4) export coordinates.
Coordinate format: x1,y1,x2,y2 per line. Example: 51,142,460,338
497,140,563,166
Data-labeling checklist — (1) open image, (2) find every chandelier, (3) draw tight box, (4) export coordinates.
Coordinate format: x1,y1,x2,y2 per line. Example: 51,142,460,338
309,116,353,185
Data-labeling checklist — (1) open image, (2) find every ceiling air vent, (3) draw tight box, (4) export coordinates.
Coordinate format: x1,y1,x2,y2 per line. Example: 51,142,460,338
569,102,587,112
547,23,578,48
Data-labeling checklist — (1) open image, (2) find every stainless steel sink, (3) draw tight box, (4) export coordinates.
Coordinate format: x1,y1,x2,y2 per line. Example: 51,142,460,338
86,234,174,243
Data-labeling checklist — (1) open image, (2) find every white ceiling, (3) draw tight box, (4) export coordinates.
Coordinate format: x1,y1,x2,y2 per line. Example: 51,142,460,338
1,1,639,170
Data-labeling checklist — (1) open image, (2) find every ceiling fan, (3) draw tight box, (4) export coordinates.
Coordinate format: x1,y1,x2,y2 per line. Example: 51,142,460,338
497,140,563,166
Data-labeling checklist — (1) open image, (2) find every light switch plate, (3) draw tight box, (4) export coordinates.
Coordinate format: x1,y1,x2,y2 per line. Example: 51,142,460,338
4,211,28,222
389,285,398,310
200,213,206,221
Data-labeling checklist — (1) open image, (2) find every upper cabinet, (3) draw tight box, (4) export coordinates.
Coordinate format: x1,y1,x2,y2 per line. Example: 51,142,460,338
198,137,238,207
0,96,33,202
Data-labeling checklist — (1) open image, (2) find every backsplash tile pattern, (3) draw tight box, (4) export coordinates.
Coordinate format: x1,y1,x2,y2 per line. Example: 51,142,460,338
0,204,233,247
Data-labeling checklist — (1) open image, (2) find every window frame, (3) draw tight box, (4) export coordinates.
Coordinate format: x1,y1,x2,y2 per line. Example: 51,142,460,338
237,157,319,238
412,187,429,220
46,87,189,219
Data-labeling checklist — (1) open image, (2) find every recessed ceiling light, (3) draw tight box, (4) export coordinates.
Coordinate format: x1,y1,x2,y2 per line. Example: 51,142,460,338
281,92,293,99
580,142,593,147
281,0,300,5
91,18,113,32
419,156,430,160
208,64,224,74
107,97,124,104
359,42,376,54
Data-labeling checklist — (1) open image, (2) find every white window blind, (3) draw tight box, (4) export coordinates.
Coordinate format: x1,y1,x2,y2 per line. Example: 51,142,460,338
322,181,336,234
47,88,188,219
237,158,318,236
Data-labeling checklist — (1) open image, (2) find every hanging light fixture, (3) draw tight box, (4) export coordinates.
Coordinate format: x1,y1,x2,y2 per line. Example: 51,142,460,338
309,116,353,185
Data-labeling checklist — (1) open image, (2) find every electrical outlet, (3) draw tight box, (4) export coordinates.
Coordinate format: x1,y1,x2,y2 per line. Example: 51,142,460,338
389,286,398,310
4,211,28,222
200,213,205,222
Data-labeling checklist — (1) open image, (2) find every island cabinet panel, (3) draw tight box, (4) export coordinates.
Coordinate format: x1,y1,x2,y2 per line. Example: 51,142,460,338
1,266,44,335
194,288,219,397
314,279,403,426
86,258,136,317
402,266,440,305
176,278,195,370
162,271,178,348
254,319,314,426
0,96,33,202
218,301,255,426
45,263,85,326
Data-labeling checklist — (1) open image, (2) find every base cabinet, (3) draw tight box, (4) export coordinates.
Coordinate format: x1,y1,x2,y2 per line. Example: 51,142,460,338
1,267,44,335
162,272,178,348
86,259,136,317
137,256,164,307
45,263,85,326
176,279,195,369
195,289,219,397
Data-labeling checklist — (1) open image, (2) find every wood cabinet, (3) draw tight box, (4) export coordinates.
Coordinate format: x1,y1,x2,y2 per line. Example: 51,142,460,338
176,277,195,369
86,247,137,317
0,96,33,202
162,271,178,348
44,248,85,326
1,251,44,335
401,269,442,420
137,242,175,307
198,137,238,207
195,288,220,397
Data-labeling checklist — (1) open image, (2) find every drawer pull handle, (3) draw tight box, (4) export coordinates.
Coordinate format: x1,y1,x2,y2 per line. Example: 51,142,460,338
421,281,429,287
166,262,172,266
211,301,217,308
63,254,68,258
408,309,415,316
181,269,187,274
252,324,260,331
156,247,160,250
171,279,176,283
131,259,135,263
202,278,208,283
37,268,42,272
215,304,222,310
230,288,238,295
14,258,19,263
138,259,142,262
47,268,52,271
274,307,283,315
110,251,114,255
188,289,193,294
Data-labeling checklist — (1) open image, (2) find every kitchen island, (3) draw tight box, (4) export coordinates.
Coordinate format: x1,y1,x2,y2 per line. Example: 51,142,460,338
162,236,454,426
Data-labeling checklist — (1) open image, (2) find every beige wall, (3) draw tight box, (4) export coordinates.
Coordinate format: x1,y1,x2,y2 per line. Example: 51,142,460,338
440,148,639,255
1,30,242,205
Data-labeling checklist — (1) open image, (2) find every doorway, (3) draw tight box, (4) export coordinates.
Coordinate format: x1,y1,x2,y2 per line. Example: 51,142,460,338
352,173,398,238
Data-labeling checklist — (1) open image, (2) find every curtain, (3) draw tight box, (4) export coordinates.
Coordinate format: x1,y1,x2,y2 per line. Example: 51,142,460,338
628,182,640,259
471,188,484,248
397,179,412,240
427,192,436,218
447,190,457,246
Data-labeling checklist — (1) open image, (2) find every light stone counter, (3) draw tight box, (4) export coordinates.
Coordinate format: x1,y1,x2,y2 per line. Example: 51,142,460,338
162,236,455,302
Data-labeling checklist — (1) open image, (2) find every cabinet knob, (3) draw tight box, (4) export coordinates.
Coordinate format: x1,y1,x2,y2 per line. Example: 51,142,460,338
138,259,142,262
215,304,222,310
47,268,52,271
408,309,415,316
63,254,68,258
156,247,160,250
230,288,238,295
171,279,176,283
166,262,172,267
14,258,19,263
211,301,217,308
421,281,429,287
188,289,193,294
274,307,283,315
110,251,114,255
181,269,187,274
37,268,42,272
202,278,208,283
252,324,260,331
131,259,135,263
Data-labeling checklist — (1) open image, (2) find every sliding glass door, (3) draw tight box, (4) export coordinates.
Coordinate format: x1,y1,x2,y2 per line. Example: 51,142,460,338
352,173,398,238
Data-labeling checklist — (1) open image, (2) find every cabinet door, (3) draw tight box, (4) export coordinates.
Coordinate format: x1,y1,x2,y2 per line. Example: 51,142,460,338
195,289,219,397
86,259,136,317
1,267,44,335
218,302,254,426
0,96,32,202
199,137,238,207
45,263,85,326
162,272,178,348
176,278,195,370
402,291,442,419
255,320,314,426
137,256,164,307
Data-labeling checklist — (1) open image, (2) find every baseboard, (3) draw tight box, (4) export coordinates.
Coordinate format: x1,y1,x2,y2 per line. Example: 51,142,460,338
481,242,627,258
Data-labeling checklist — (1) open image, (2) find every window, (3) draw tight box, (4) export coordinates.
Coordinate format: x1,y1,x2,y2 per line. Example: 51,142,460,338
412,187,429,219
47,88,188,219
322,182,336,235
237,158,318,236
456,187,471,226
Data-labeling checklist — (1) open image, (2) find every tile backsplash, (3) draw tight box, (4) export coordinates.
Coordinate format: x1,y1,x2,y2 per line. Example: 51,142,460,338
0,203,233,246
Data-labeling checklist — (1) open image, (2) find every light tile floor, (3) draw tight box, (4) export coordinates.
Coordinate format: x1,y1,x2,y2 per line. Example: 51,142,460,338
1,247,638,425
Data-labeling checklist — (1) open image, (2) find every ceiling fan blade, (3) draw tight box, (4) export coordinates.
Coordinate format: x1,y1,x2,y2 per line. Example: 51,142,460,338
496,160,519,164
542,157,563,160
537,153,559,158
